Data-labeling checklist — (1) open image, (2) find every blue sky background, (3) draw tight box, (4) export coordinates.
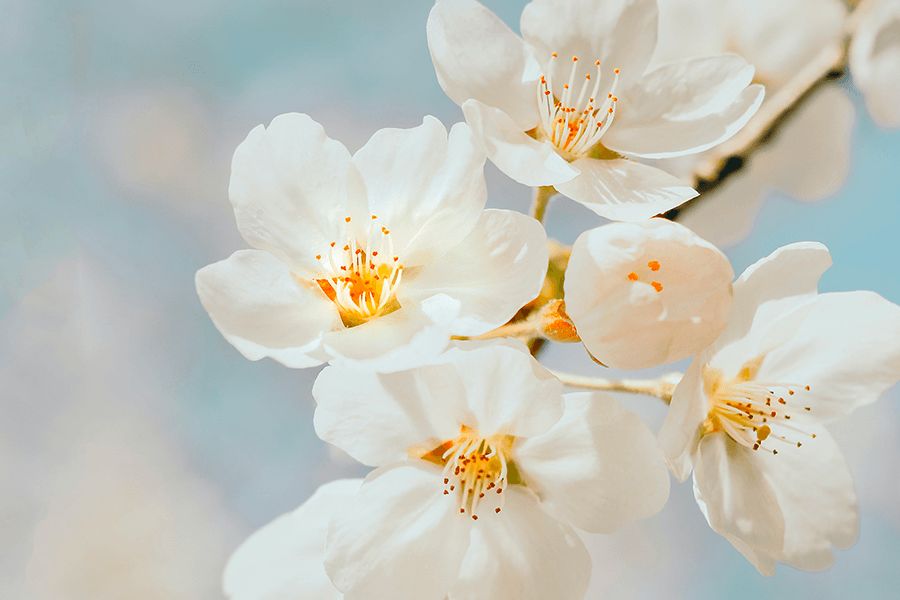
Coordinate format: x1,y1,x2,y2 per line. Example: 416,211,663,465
1,0,898,598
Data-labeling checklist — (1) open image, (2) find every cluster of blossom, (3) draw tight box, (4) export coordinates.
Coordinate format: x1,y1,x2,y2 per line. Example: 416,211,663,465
195,0,900,598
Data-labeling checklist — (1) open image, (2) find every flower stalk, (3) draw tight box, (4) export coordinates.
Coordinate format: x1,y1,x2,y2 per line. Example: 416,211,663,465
548,370,683,403
531,185,557,223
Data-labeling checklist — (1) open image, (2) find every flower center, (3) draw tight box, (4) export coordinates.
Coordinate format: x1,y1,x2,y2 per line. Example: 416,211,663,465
627,259,664,292
417,425,516,520
535,53,620,160
314,215,403,328
702,360,815,454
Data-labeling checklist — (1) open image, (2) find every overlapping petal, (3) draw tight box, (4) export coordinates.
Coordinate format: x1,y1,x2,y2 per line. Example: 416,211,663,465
423,341,565,439
603,55,765,158
229,113,350,279
195,250,338,368
764,429,858,572
322,295,460,373
325,463,470,600
450,487,592,600
657,355,707,481
427,0,541,130
521,0,659,91
399,209,548,336
693,434,786,556
707,242,832,376
347,117,487,267
757,291,900,424
313,365,460,467
462,99,578,186
553,158,697,221
223,479,362,600
515,392,670,534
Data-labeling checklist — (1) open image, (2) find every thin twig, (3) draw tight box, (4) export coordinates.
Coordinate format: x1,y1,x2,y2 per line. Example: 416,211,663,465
549,370,683,403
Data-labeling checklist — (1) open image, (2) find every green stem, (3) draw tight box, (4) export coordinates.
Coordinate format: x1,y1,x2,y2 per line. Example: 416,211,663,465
531,186,557,224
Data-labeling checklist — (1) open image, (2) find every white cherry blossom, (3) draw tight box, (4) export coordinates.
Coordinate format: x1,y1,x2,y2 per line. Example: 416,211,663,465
195,113,548,372
313,341,670,600
658,242,900,575
851,0,900,128
564,218,733,369
427,0,764,221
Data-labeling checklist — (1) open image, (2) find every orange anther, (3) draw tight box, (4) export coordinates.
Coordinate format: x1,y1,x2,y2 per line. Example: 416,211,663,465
595,60,600,66
393,256,399,261
648,260,660,271
805,385,810,391
614,68,620,73
628,272,639,281
572,56,578,61
651,281,663,292
315,254,321,260
330,242,336,247
788,390,794,395
343,244,350,251
608,107,614,113
371,214,377,219
585,74,591,79
345,216,351,223
372,251,378,256
551,52,557,58
612,96,618,102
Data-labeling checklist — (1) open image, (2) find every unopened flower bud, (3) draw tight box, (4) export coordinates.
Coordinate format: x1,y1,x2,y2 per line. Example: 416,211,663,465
536,299,581,343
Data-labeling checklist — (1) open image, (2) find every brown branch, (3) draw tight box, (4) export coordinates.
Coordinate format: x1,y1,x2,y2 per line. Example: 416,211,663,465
665,41,848,221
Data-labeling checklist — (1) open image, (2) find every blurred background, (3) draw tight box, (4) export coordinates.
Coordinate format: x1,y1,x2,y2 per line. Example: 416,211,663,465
1,0,897,598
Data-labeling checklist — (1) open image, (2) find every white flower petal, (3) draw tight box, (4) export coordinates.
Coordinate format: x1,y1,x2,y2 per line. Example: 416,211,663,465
693,434,786,556
521,0,658,92
424,342,564,438
553,157,697,221
765,428,858,571
708,242,832,377
195,250,338,368
313,366,460,467
323,295,460,373
658,356,707,482
515,392,670,533
400,209,548,336
450,487,591,600
229,113,350,278
325,463,470,600
427,0,541,131
223,479,362,600
604,55,764,158
850,0,900,128
721,531,777,577
462,99,578,186
564,219,733,369
757,291,900,424
347,117,487,267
